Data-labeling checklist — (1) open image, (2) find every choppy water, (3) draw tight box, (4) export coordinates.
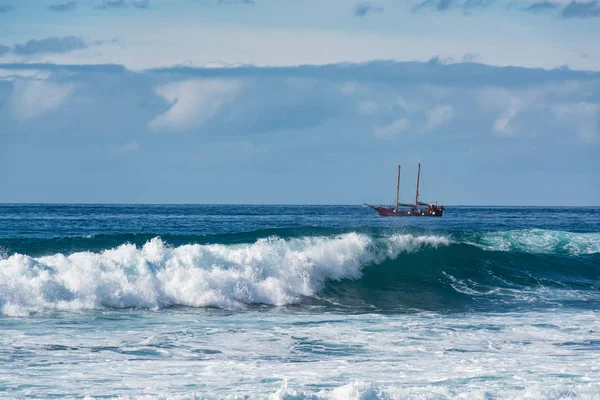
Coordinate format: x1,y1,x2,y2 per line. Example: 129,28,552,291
1,205,599,399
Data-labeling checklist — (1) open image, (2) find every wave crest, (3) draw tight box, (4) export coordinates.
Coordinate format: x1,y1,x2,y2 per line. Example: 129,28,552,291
0,233,448,316
473,229,600,255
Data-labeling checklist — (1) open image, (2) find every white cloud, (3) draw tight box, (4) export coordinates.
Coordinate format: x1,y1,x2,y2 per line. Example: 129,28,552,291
425,104,454,131
479,87,547,136
478,83,598,139
0,69,51,81
374,117,410,138
149,79,243,132
493,96,522,135
522,0,593,4
554,102,600,144
0,61,598,205
9,79,75,120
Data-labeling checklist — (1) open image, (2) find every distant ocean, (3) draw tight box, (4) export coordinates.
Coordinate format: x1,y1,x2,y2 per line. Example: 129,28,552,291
1,204,599,399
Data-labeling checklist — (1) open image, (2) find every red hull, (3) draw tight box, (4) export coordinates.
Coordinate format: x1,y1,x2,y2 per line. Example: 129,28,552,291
366,204,444,217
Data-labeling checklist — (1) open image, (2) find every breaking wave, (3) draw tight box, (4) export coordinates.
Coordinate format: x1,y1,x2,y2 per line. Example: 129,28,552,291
0,233,447,316
1,229,598,317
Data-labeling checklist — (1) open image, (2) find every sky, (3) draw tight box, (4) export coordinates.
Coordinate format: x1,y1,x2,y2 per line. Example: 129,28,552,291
0,0,599,205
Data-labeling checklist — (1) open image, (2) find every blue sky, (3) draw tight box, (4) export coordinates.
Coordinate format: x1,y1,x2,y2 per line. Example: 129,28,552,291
0,0,599,205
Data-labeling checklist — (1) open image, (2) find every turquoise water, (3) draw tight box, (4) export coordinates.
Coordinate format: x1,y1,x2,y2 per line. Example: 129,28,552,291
1,205,599,399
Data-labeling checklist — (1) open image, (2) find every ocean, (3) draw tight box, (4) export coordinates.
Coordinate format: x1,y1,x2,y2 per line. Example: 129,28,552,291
1,204,599,399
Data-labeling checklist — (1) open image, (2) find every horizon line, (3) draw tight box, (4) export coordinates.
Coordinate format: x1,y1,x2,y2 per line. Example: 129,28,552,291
1,203,598,208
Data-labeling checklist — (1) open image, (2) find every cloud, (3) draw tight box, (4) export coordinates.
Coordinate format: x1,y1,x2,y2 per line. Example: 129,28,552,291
479,87,545,136
149,79,243,132
0,37,111,60
554,102,600,143
464,0,494,8
93,0,152,9
413,0,452,12
48,1,77,11
354,2,384,17
493,96,521,134
0,61,599,205
477,83,588,137
9,80,76,121
374,117,411,138
561,0,600,18
425,104,454,131
0,4,12,13
411,0,600,20
465,0,494,8
525,1,560,12
12,37,88,56
2,61,599,145
462,53,480,62
413,0,492,12
0,68,52,80
132,0,149,8
111,140,141,153
95,0,127,9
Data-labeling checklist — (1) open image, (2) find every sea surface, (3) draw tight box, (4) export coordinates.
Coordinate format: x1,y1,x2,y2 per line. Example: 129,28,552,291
1,204,600,399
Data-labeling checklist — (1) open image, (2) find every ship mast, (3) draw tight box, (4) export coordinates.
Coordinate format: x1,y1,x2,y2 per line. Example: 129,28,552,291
415,163,421,209
395,165,401,211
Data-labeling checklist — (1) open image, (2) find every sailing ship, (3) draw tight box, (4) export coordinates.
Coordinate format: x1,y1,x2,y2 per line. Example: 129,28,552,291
364,163,444,217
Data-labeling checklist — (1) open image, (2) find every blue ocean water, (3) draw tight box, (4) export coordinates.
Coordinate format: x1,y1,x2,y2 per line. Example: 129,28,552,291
1,204,599,399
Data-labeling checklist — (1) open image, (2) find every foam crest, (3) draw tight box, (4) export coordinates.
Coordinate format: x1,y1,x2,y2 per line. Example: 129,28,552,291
388,234,450,255
474,229,600,255
267,381,599,400
0,233,447,316
134,381,600,399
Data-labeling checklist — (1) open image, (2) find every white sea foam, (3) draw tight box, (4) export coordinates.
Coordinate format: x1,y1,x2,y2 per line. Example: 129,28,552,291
388,233,450,255
0,233,449,316
474,229,600,255
266,380,599,400
29,310,598,399
80,383,600,400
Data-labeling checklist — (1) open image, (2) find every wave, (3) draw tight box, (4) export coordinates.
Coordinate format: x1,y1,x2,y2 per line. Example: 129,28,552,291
469,229,600,256
0,233,447,316
1,231,598,316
